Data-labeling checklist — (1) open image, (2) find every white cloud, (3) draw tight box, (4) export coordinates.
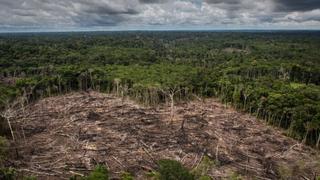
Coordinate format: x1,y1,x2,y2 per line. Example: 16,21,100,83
0,0,319,31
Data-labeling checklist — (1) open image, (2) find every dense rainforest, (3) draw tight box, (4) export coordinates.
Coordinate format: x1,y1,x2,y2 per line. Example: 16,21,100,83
0,31,319,156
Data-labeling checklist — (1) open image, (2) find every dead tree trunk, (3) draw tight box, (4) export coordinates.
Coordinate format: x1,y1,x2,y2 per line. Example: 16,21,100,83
114,78,121,95
216,140,220,163
302,131,309,145
169,93,174,123
316,132,320,149
1,108,15,141
7,117,15,141
19,96,27,142
160,87,182,124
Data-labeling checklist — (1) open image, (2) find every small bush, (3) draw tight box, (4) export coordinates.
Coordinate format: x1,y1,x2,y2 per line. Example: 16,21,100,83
157,159,194,180
0,167,16,180
192,156,215,179
85,165,109,180
277,164,294,179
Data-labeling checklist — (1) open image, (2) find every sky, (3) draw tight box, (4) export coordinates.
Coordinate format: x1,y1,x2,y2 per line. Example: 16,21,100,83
1,0,320,32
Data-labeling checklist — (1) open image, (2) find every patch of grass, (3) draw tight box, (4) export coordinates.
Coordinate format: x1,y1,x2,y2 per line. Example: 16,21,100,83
84,165,109,180
192,156,215,179
157,159,194,180
277,165,293,179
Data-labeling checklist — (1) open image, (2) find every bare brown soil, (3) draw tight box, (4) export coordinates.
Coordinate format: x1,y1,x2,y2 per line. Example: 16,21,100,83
8,91,320,179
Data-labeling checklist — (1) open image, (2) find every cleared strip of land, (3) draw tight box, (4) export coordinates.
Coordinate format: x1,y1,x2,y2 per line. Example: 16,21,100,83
8,91,320,179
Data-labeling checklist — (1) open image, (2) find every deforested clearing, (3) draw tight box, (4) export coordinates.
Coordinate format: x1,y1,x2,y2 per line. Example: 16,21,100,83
8,91,320,179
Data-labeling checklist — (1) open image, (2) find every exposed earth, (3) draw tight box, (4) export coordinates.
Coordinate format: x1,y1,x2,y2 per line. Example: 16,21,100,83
6,91,320,179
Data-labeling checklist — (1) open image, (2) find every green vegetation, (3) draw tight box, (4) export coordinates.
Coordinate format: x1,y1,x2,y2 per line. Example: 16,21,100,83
277,165,293,179
192,156,215,179
148,159,214,180
155,159,194,180
85,165,109,180
70,165,109,180
0,167,16,180
120,172,134,180
0,31,319,148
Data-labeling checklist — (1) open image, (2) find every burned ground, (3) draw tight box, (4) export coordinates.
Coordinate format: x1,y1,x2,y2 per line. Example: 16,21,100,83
7,91,320,179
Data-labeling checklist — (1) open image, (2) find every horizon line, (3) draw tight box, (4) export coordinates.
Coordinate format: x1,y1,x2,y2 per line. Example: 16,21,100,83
1,28,320,34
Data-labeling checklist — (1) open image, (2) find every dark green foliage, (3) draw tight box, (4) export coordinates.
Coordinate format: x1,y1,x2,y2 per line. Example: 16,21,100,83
157,159,194,180
0,84,18,110
69,165,109,180
23,176,37,180
84,165,109,180
0,167,36,180
0,167,16,180
192,156,215,179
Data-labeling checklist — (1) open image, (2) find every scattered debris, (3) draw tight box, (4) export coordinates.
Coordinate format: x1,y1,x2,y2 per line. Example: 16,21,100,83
7,91,320,179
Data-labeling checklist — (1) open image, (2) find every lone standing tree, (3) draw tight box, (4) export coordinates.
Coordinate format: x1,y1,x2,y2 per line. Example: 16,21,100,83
160,85,183,124
0,103,15,142
153,65,193,124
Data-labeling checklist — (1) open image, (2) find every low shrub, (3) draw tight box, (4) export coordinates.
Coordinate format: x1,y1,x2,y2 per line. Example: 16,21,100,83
0,167,16,180
192,156,215,179
157,159,194,180
85,165,109,180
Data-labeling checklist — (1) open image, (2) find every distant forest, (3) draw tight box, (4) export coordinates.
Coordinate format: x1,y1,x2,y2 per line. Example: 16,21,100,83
0,31,320,147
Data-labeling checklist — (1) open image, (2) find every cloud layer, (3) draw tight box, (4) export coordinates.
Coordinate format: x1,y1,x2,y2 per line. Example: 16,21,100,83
1,0,320,31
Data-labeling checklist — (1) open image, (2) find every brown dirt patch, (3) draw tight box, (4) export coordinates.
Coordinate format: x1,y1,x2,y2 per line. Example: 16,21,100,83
7,91,320,179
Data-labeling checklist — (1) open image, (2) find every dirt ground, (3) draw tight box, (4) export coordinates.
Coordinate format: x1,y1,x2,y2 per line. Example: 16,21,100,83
7,91,320,179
